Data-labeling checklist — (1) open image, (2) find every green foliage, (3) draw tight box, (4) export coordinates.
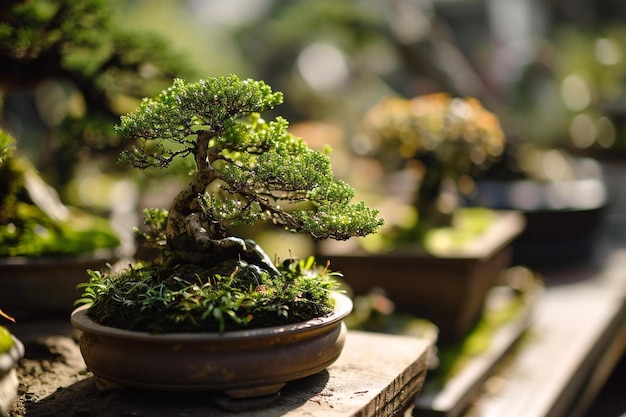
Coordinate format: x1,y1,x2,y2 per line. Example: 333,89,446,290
203,113,382,239
0,128,120,256
0,300,16,355
362,93,505,180
0,0,110,65
117,75,283,169
0,0,194,185
0,130,15,165
134,208,169,251
117,75,383,241
77,257,341,333
0,0,192,93
0,203,120,257
0,131,21,224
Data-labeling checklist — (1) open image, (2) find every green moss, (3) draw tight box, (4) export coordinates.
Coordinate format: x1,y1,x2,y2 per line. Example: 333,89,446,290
78,256,340,333
362,207,497,254
432,292,525,387
422,207,496,253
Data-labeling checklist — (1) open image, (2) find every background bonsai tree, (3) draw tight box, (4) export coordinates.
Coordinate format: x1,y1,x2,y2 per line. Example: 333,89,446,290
360,92,505,241
0,129,120,256
81,75,383,332
0,0,194,189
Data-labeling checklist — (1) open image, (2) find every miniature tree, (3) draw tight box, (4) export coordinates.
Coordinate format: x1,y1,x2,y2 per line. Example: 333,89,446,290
0,0,193,186
81,75,383,332
361,93,505,238
0,129,120,256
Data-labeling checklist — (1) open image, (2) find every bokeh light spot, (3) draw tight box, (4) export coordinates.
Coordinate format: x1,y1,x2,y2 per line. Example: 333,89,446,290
561,74,591,112
569,113,597,149
297,42,349,92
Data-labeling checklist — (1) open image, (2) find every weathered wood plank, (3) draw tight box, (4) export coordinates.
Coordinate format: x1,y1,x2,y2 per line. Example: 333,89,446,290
18,330,432,417
271,331,432,417
413,288,534,417
460,251,626,417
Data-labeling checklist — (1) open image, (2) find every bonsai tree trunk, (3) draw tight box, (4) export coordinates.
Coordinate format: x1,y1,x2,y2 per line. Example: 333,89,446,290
414,160,453,233
163,132,278,274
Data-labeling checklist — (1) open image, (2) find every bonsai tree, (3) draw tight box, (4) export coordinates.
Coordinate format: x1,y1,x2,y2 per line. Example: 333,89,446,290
0,129,120,256
0,0,194,187
80,75,383,333
360,92,505,241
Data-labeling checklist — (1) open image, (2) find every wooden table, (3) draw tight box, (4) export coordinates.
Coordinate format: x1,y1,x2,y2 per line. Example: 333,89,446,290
13,329,432,417
255,330,433,417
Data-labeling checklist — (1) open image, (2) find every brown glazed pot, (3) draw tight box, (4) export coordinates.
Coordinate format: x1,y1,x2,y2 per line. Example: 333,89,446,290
71,293,352,398
319,211,525,341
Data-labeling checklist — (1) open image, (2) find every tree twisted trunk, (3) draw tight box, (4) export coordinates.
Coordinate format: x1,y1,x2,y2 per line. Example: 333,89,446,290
164,132,278,275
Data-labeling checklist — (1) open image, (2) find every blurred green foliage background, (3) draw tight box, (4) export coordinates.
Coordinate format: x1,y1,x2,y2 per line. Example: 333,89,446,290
2,0,625,256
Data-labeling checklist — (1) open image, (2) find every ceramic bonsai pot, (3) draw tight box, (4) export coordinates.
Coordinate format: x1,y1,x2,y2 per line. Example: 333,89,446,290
0,251,116,321
0,333,24,417
512,205,605,269
71,292,352,398
319,211,525,341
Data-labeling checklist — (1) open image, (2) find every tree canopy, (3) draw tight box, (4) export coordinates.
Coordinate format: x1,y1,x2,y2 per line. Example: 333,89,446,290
117,75,383,265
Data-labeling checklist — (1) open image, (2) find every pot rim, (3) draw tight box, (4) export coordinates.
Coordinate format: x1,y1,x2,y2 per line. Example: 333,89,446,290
71,291,352,341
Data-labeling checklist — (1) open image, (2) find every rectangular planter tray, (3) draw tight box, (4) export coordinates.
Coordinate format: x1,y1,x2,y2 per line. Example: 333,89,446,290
318,211,525,340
